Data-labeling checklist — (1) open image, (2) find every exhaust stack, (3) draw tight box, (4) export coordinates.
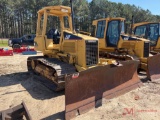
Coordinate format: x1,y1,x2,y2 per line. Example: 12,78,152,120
130,15,134,35
70,0,75,33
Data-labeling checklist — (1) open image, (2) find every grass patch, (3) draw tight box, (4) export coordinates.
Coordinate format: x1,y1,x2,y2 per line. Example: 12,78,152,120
0,44,8,47
0,39,8,47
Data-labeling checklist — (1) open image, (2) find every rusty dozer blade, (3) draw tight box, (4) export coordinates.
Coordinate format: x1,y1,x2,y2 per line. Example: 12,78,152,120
0,101,32,120
147,54,160,81
65,60,142,120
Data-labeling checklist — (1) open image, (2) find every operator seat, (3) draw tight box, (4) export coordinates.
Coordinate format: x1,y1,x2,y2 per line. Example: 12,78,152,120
47,28,60,44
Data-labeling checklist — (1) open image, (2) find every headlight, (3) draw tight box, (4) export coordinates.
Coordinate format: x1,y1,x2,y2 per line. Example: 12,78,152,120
150,41,156,44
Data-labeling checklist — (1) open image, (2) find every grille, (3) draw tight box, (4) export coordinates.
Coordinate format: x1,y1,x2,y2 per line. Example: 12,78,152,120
143,42,149,57
85,40,98,66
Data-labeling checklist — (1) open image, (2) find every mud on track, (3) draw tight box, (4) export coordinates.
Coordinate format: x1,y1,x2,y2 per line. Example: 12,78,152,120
0,54,160,120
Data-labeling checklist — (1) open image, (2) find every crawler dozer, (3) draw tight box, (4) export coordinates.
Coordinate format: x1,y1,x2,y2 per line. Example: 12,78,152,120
92,17,160,81
132,22,160,55
27,5,141,120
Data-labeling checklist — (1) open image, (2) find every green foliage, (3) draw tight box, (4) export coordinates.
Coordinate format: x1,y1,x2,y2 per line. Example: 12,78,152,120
0,0,160,37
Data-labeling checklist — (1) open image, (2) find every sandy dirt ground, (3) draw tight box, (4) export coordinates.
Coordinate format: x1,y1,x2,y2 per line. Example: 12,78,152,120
0,53,160,120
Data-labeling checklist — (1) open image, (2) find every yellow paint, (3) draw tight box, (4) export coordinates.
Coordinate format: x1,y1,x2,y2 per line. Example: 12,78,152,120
92,17,153,71
133,22,160,51
34,5,116,71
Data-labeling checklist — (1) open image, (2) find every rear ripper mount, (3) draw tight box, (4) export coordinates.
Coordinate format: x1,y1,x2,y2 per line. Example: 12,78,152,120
65,60,142,120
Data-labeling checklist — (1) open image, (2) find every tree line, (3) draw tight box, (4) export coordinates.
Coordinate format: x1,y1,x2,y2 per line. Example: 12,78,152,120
0,0,160,38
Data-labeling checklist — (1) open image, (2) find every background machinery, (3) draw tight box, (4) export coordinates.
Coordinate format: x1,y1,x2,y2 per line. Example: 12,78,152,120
132,22,160,55
26,5,141,120
92,17,160,81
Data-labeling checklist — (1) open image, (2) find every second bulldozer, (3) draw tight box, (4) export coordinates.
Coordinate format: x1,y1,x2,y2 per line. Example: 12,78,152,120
92,17,160,81
27,5,141,120
132,21,160,55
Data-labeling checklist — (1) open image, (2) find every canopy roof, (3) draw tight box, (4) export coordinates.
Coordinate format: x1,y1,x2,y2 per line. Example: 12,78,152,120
133,22,159,28
38,6,71,16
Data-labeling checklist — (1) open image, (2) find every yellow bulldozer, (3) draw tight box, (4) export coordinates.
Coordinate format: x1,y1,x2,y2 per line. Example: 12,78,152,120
132,22,160,54
26,4,142,120
92,17,160,81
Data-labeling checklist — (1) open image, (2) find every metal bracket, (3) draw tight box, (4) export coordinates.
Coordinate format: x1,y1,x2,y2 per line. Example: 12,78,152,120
0,101,32,120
